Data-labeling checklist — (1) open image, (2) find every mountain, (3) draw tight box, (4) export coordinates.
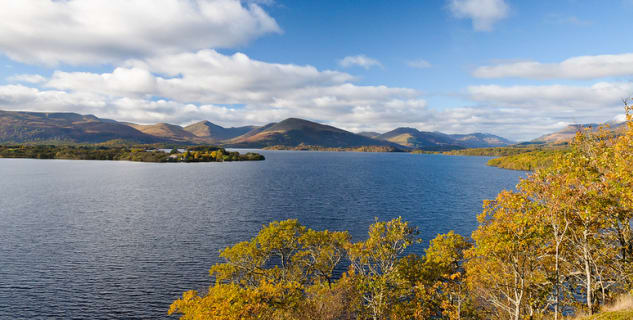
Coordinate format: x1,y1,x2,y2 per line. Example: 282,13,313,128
0,109,515,149
448,133,515,148
533,122,627,144
227,118,396,148
376,128,462,150
126,123,200,142
357,131,381,139
375,127,514,150
183,120,256,141
0,110,161,143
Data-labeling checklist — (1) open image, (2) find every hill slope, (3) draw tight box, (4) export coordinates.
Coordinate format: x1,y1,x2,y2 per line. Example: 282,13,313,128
448,133,515,148
227,118,396,148
0,110,161,143
126,123,200,142
356,131,381,139
533,122,627,144
376,127,513,150
376,128,460,150
183,121,256,141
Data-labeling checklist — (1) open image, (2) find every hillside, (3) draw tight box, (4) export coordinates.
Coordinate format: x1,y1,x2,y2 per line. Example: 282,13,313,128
0,110,161,143
183,121,256,141
226,118,397,148
357,131,381,138
376,128,460,150
375,128,512,150
449,132,514,148
126,123,201,142
533,122,626,144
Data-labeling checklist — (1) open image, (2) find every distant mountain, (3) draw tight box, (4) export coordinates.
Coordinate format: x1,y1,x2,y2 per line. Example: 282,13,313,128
533,122,627,144
376,128,461,150
227,118,396,148
357,131,381,139
126,123,199,142
375,128,513,150
0,109,515,150
0,110,160,143
183,120,256,141
448,133,515,148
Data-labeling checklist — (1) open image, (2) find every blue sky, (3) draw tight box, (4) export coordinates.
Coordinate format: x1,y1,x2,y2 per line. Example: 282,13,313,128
1,0,633,140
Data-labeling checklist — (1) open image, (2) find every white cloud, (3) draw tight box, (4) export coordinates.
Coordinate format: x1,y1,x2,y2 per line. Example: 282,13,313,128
338,55,382,69
468,82,633,109
406,59,432,69
3,79,631,141
47,50,356,104
0,0,281,66
462,82,633,139
8,50,429,130
448,0,509,31
7,74,47,84
474,53,633,79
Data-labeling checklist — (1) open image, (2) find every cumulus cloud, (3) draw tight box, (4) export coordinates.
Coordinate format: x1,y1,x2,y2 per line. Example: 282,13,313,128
2,50,426,130
474,53,633,79
0,0,281,65
448,0,509,31
3,78,631,140
47,50,356,104
463,82,633,138
338,55,382,69
468,82,633,109
4,48,630,141
6,74,47,84
406,59,432,69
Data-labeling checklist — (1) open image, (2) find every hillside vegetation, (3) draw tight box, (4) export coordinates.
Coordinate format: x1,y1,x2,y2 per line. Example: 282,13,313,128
577,295,633,319
169,101,633,319
487,149,563,171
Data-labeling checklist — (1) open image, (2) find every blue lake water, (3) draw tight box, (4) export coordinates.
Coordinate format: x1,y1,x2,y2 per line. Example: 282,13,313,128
0,150,524,319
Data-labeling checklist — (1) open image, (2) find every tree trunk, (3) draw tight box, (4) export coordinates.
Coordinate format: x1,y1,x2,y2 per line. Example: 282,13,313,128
554,244,560,320
584,230,593,315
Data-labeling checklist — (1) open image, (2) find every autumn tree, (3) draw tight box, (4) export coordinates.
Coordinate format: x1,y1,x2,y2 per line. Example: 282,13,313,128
346,217,420,320
465,191,551,320
169,219,350,320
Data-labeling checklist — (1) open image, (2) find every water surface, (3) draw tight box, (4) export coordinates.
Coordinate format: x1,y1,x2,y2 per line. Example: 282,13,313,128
0,150,524,319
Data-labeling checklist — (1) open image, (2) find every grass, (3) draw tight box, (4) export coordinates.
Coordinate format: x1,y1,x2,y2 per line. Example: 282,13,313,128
575,295,633,320
581,310,633,320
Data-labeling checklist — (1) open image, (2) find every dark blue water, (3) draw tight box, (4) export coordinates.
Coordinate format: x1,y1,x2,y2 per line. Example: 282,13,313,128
0,151,523,319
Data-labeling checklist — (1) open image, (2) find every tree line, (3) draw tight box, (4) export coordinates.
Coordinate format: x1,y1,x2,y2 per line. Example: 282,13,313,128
0,145,264,162
169,101,633,319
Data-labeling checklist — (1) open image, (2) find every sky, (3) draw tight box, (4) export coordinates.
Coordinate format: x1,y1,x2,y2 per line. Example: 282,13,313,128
1,0,633,141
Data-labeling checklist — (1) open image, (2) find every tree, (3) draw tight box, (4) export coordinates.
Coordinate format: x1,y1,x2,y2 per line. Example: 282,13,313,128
169,220,351,320
346,217,419,320
465,191,551,320
421,231,472,319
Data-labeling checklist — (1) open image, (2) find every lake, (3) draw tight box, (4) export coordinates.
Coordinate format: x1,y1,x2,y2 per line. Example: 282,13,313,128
0,150,524,319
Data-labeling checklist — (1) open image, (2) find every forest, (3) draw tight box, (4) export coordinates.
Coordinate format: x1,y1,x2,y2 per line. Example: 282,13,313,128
169,101,633,319
486,149,563,171
0,145,264,162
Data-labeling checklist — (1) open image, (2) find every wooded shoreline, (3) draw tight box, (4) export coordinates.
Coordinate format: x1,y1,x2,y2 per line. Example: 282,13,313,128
0,145,265,163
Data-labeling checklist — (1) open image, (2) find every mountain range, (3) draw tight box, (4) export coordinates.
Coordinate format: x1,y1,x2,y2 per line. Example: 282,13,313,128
532,122,627,144
0,109,518,150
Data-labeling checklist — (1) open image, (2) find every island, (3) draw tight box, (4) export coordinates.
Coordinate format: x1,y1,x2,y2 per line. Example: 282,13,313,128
0,145,265,163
